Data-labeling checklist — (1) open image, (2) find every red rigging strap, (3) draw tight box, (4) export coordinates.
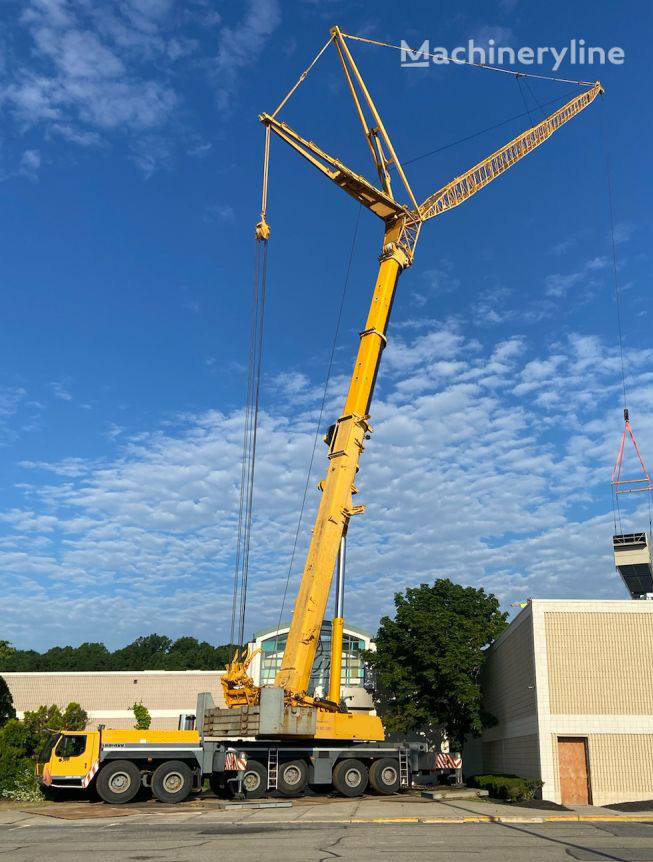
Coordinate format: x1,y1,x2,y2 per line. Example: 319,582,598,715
612,409,653,493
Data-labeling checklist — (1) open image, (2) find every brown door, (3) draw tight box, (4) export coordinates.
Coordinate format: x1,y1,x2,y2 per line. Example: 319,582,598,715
558,737,590,805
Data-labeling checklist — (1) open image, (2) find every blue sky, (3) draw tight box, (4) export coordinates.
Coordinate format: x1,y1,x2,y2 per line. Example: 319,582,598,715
0,0,651,651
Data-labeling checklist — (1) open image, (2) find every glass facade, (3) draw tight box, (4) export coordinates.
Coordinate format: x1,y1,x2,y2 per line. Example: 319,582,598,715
258,623,367,696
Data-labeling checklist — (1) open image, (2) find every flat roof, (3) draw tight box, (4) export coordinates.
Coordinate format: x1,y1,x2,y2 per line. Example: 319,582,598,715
253,620,373,640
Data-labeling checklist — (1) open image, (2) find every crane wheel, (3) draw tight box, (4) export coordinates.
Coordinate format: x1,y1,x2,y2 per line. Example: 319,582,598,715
332,758,368,797
369,758,400,795
151,760,193,804
96,760,141,804
226,760,267,800
277,759,308,797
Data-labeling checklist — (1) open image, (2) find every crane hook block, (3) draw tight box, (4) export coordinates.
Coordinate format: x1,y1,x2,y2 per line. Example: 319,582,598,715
255,217,271,241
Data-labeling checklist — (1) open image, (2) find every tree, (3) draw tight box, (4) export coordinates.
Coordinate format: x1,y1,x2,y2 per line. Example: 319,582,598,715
0,634,234,672
22,705,66,758
62,702,88,731
131,702,151,730
367,579,508,748
0,719,34,796
0,641,15,665
0,676,15,727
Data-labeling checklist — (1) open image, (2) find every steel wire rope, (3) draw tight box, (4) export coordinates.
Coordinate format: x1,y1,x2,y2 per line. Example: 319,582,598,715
230,239,269,655
403,89,579,167
270,206,362,675
599,96,651,535
238,240,269,649
342,32,599,87
515,75,534,126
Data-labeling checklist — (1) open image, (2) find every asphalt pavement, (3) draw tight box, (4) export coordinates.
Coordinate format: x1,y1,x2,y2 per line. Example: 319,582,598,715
4,795,653,862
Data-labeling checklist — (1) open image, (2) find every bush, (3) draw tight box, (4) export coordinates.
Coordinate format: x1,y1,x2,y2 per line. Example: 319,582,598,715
468,773,544,802
1,766,43,802
0,720,40,800
131,702,151,730
0,701,87,801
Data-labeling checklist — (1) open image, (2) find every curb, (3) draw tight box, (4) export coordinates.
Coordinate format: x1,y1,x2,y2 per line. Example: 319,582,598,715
245,814,653,825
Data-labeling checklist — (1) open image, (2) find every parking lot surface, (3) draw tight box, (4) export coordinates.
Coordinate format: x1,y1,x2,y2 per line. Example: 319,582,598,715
4,795,653,861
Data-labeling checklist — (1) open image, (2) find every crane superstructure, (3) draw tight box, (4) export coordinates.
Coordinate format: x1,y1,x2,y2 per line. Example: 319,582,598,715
221,27,602,742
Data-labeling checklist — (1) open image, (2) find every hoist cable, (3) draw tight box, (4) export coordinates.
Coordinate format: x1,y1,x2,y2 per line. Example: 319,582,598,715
600,95,627,413
237,240,268,648
230,239,269,654
229,241,261,653
341,32,599,86
523,77,546,119
599,96,652,534
271,206,362,664
515,75,534,126
403,88,579,166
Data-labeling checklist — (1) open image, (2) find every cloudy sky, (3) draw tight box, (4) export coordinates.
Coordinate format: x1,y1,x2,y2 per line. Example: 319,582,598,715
0,0,651,651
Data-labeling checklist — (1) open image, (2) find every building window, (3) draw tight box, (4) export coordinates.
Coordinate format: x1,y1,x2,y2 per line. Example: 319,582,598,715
258,625,367,694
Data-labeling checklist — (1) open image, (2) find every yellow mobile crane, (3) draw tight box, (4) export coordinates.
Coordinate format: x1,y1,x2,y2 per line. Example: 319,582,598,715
37,28,603,804
216,29,602,744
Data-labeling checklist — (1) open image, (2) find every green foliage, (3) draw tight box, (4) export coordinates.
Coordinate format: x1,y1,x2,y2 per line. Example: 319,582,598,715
1,766,43,802
22,703,88,759
61,702,88,731
0,641,16,663
0,701,88,800
0,635,232,672
0,675,16,727
0,719,38,798
131,702,152,730
366,578,507,747
468,774,544,802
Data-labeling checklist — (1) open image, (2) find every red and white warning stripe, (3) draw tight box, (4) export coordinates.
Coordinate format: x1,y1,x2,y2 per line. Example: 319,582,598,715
82,760,100,788
435,753,462,770
224,750,248,771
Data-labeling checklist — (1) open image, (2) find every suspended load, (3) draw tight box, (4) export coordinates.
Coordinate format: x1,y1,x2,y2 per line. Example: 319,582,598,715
611,409,653,598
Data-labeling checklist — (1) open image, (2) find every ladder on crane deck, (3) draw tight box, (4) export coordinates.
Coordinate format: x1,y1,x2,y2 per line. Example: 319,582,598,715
267,748,279,790
399,749,410,788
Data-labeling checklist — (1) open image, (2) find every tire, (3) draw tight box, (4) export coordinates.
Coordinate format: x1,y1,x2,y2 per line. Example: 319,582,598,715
96,760,141,804
332,759,368,797
369,758,400,795
151,760,193,804
277,759,308,797
226,760,267,800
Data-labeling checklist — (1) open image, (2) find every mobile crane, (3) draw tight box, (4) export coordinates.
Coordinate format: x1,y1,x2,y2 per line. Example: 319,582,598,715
216,29,602,731
36,27,602,803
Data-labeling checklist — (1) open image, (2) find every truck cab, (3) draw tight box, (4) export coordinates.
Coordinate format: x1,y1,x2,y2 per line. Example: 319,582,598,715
36,728,205,803
36,730,101,789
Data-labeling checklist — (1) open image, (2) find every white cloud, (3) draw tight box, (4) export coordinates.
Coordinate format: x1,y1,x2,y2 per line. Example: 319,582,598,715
0,0,269,176
0,386,27,418
545,256,608,299
213,0,281,112
19,149,41,179
50,379,73,401
205,203,235,223
1,327,651,650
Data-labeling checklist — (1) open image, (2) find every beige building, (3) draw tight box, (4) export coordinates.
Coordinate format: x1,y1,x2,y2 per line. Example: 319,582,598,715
465,599,653,806
3,670,227,730
3,621,374,730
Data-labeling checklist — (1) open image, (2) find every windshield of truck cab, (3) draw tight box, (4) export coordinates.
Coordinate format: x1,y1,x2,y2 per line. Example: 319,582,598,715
55,734,87,758
38,732,61,763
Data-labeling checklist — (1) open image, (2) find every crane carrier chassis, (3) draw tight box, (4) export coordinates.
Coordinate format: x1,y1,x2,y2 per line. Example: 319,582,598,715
36,690,460,803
